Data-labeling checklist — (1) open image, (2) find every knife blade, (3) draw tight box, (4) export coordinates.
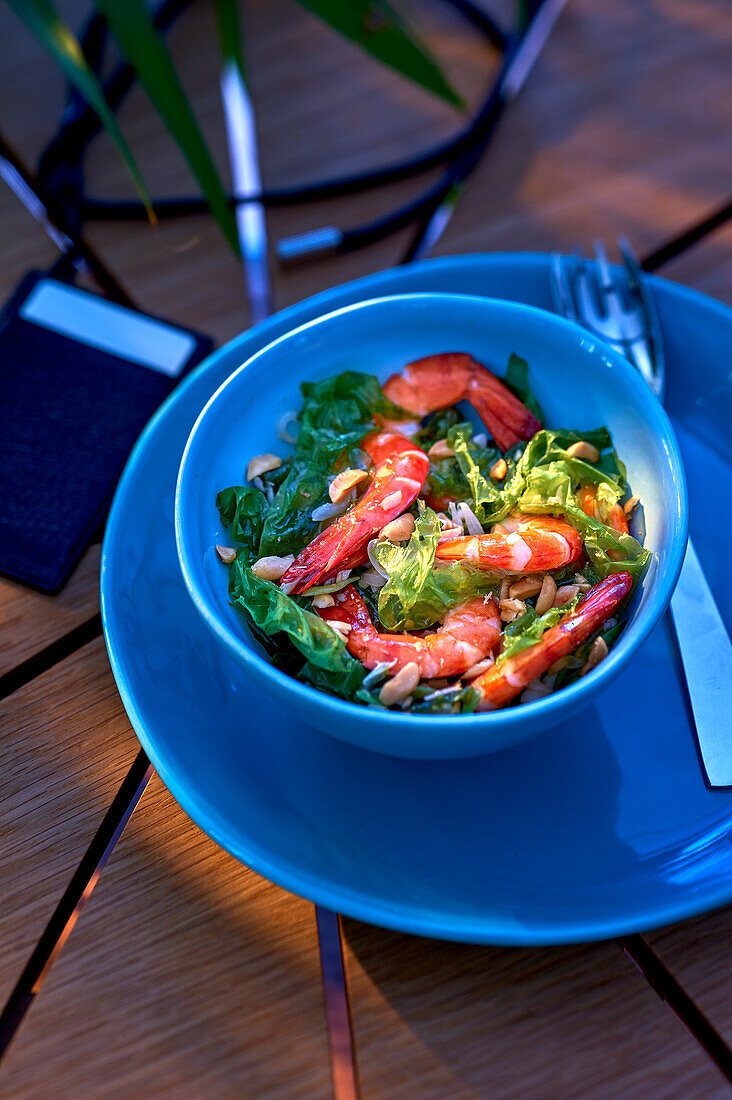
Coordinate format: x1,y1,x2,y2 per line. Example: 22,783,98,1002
670,539,732,788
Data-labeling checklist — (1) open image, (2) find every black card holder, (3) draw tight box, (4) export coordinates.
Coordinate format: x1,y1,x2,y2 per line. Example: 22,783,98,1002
0,272,213,593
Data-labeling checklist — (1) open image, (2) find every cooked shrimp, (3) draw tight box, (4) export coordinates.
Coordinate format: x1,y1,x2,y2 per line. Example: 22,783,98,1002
579,484,629,535
279,431,429,594
316,585,501,678
435,514,583,573
472,571,633,710
382,352,541,452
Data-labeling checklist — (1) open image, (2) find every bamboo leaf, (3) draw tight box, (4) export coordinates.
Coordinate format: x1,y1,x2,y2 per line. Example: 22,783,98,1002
6,0,154,220
94,0,240,253
294,0,464,109
214,0,246,80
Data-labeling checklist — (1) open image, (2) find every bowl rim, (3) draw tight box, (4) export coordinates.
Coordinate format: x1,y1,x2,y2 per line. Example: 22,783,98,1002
175,291,688,737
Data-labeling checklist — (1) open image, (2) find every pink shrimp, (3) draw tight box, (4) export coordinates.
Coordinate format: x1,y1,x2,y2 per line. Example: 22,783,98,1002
317,585,501,679
435,514,583,573
579,484,629,535
472,572,633,710
382,352,541,452
279,431,429,595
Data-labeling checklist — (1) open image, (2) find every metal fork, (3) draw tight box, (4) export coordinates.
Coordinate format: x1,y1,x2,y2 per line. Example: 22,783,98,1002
551,241,732,789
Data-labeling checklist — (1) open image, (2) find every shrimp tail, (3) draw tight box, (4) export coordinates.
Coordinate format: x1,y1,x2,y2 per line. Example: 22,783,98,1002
466,373,542,453
382,352,541,453
473,571,634,710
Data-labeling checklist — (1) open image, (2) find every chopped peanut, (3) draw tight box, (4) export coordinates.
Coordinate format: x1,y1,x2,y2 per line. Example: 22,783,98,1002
535,574,556,615
312,594,336,608
581,636,609,675
246,453,282,481
489,457,508,481
379,662,420,706
552,583,580,608
508,575,544,599
380,513,416,543
428,439,454,459
327,619,352,640
624,495,640,517
328,468,368,504
499,597,526,622
251,554,295,581
566,440,600,462
215,545,237,564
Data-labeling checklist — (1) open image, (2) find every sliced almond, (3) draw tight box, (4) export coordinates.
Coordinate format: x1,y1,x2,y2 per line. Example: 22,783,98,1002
535,574,556,614
489,457,508,481
566,441,600,463
624,495,640,517
251,554,295,581
581,635,609,675
380,513,416,543
246,453,282,481
379,662,420,706
508,575,543,599
552,583,579,608
499,597,526,622
312,594,336,608
215,545,237,564
428,439,454,459
328,467,369,504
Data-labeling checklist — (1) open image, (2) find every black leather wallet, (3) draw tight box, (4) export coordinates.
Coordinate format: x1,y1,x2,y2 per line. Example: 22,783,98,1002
0,272,213,593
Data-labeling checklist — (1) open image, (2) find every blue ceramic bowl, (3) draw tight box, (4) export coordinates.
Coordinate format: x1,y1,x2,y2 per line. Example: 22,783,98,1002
175,293,687,759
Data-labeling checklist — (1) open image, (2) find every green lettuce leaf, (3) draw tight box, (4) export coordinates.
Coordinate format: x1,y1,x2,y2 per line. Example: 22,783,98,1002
516,462,648,579
259,371,407,557
496,597,581,667
227,553,367,700
447,422,501,520
414,406,463,450
503,352,545,424
216,485,268,559
423,424,648,580
373,505,496,631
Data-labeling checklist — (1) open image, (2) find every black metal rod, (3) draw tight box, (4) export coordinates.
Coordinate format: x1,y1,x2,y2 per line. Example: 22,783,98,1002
618,935,732,1082
0,750,153,1059
641,199,732,272
315,908,361,1100
0,615,102,702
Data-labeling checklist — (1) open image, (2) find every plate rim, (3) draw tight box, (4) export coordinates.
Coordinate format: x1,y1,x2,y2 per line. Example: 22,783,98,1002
101,252,732,944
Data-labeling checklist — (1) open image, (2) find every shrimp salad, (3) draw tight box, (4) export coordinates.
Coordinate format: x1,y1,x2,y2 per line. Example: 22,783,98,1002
215,352,649,714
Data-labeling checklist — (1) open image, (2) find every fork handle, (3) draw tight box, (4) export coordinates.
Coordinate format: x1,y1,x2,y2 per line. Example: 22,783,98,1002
669,537,732,788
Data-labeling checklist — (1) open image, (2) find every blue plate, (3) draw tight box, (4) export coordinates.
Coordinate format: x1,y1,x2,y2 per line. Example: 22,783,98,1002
102,254,732,945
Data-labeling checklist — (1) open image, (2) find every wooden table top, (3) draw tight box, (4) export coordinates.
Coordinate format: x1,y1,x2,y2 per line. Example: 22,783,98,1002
1,1,731,1096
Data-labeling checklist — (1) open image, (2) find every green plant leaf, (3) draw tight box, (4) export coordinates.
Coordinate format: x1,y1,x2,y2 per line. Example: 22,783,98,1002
93,0,239,253
7,0,153,219
294,0,464,109
214,0,246,80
